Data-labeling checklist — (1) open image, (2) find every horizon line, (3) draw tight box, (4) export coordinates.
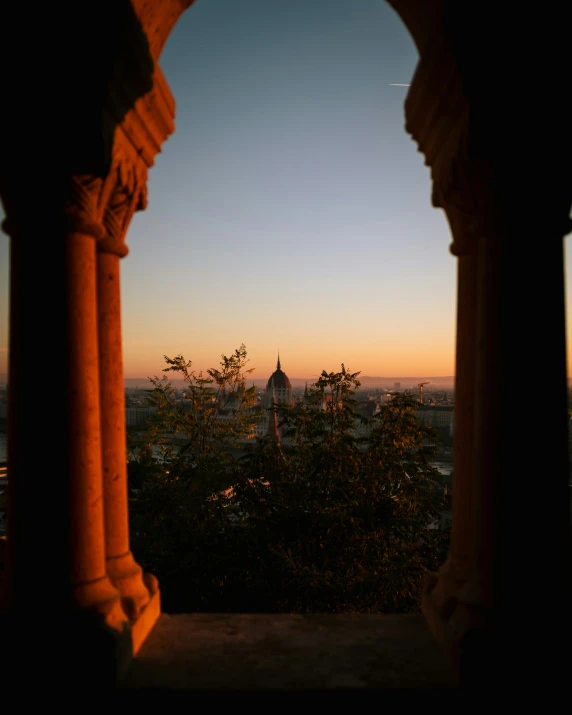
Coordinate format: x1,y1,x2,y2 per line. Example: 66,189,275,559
0,374,459,383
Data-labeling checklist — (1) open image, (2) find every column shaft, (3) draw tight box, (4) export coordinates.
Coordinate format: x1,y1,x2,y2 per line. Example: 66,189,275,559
421,207,479,640
455,223,572,685
2,225,125,629
97,247,150,618
448,249,478,581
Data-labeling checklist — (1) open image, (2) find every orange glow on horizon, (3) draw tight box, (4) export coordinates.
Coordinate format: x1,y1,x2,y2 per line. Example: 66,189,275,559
121,343,456,382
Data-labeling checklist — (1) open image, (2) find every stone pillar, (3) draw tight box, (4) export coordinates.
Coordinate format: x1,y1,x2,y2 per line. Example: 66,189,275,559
447,206,572,688
393,0,572,688
97,194,152,621
423,206,478,637
0,6,178,679
0,175,130,683
447,221,477,588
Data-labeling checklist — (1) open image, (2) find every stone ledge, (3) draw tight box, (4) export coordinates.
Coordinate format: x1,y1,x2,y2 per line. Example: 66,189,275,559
121,612,456,691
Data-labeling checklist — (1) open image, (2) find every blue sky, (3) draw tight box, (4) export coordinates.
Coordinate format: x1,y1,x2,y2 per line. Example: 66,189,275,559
0,0,570,381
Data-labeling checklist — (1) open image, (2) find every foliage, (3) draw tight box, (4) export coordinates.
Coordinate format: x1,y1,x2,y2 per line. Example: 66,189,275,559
129,343,257,466
129,348,449,614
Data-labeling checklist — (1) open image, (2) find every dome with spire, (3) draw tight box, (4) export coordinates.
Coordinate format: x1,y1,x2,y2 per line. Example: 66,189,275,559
266,352,292,392
259,352,293,435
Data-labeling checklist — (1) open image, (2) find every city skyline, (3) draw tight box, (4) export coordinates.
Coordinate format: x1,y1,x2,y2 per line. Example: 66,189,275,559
122,373,456,388
0,0,571,380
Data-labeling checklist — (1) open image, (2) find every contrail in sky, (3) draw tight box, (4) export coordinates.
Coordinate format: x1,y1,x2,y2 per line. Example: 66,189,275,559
389,83,410,86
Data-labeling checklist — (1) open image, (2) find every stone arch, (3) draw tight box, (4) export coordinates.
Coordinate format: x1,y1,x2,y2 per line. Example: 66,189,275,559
150,0,572,689
132,0,196,61
1,0,571,690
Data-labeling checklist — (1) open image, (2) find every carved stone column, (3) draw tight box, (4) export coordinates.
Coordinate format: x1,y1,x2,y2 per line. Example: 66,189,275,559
403,20,572,686
93,66,176,649
403,30,482,676
0,63,176,685
445,211,477,590
97,157,153,629
448,204,572,688
0,175,130,682
0,0,181,681
422,202,478,651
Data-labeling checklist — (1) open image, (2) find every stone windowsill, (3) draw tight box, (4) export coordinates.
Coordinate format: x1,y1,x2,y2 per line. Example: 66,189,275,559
121,612,456,691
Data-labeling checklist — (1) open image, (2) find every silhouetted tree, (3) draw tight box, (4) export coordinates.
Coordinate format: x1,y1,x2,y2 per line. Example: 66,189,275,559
129,348,448,613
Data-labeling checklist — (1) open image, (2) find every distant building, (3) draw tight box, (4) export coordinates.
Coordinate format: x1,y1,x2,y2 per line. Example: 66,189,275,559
254,354,294,438
415,405,454,437
352,399,379,438
301,382,325,410
125,406,157,427
263,353,293,407
394,382,401,390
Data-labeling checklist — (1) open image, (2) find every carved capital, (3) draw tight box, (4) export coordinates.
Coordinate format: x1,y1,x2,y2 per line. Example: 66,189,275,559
407,32,572,244
63,175,109,239
443,203,477,258
95,64,174,257
99,143,148,257
406,30,470,203
1,173,111,240
436,160,504,258
405,34,495,259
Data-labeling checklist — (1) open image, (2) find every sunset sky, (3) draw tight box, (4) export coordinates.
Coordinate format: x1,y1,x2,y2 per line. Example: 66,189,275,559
0,0,570,382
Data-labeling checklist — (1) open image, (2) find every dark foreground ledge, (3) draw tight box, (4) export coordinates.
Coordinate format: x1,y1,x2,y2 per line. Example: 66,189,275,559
121,613,456,691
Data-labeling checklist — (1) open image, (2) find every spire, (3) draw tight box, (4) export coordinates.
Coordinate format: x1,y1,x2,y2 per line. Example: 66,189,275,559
277,350,281,370
268,384,280,443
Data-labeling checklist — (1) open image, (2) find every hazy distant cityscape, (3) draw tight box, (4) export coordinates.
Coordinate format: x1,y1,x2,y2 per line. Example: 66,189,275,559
0,369,458,463
123,376,456,391
0,359,456,537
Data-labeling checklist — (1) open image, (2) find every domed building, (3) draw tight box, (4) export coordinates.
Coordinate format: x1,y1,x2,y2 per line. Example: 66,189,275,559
265,353,293,406
253,353,294,439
